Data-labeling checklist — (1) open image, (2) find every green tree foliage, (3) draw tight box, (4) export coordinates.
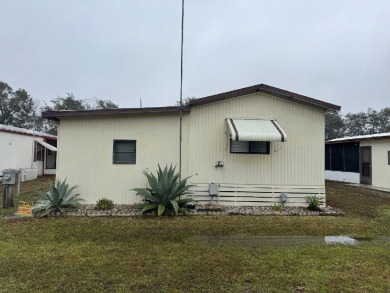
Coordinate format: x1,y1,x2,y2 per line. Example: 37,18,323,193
326,107,390,140
343,107,390,137
325,110,345,140
343,112,368,137
175,96,197,106
378,107,390,133
42,94,119,134
0,81,38,129
91,98,119,110
43,94,119,111
44,94,85,111
0,81,119,135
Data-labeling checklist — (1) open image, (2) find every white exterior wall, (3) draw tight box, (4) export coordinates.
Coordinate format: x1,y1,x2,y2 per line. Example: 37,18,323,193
0,131,37,175
56,92,327,206
56,114,183,204
186,92,326,206
360,139,390,189
187,92,325,186
325,170,360,183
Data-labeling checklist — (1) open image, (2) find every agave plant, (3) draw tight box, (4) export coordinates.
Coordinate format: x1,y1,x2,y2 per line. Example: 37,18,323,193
32,179,83,217
133,164,194,216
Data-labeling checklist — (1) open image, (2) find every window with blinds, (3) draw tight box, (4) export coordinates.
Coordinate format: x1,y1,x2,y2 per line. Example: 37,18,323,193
113,140,136,164
230,139,270,154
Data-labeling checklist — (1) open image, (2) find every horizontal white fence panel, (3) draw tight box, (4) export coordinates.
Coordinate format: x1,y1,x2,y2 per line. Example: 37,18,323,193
189,183,325,207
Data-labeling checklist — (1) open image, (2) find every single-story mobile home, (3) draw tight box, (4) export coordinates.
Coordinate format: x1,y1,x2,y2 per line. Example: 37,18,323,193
42,83,340,206
0,124,57,178
325,133,390,189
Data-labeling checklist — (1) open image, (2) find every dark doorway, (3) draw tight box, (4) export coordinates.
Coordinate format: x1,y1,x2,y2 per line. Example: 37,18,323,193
360,146,372,185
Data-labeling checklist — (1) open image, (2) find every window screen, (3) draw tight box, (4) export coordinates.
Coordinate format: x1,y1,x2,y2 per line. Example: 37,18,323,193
330,144,344,171
230,140,270,154
325,144,331,170
344,144,359,172
113,140,136,164
35,143,43,161
326,143,359,172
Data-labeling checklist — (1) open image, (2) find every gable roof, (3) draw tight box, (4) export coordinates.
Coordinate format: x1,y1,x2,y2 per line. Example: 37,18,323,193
42,83,340,121
189,83,341,111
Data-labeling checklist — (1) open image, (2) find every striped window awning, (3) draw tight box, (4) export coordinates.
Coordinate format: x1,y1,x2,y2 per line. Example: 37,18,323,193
34,139,57,152
226,118,287,142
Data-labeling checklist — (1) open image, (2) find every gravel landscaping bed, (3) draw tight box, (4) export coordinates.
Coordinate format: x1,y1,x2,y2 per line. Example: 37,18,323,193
67,204,343,217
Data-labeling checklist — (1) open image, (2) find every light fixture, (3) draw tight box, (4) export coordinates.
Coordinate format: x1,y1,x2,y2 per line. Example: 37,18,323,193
215,161,224,167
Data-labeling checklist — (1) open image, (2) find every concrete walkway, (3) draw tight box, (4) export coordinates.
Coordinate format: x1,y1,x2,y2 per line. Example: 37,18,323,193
347,183,390,193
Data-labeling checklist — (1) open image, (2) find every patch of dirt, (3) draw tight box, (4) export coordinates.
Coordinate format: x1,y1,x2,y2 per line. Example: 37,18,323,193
326,180,390,218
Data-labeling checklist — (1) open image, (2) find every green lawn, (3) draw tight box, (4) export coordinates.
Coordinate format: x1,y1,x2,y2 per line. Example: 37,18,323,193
1,177,390,292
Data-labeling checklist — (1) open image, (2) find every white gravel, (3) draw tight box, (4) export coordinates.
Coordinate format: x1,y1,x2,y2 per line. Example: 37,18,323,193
66,204,343,217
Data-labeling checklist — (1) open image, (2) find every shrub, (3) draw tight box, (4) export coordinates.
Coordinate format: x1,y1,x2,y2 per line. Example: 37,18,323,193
306,195,323,211
32,179,83,217
271,203,283,211
95,198,114,210
133,164,194,216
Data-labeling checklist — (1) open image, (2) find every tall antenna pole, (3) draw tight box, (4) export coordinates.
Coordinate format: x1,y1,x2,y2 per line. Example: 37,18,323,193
179,0,184,180
31,110,36,168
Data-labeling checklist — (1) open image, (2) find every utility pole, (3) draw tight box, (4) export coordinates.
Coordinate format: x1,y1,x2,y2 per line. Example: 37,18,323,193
31,110,36,168
179,0,184,180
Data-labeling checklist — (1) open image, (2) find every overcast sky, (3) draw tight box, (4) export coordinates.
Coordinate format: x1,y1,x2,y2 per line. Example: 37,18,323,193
1,0,389,114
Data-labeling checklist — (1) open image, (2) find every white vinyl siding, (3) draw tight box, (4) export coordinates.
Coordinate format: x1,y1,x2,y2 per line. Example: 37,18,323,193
56,114,183,204
187,92,325,186
56,91,326,205
360,139,390,189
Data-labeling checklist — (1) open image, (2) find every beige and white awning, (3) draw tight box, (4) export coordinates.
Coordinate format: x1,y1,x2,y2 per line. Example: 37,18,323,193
226,118,287,142
34,139,57,151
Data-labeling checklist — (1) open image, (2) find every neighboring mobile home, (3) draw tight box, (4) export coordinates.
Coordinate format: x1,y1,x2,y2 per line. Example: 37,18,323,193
42,84,340,206
326,133,390,189
0,124,57,178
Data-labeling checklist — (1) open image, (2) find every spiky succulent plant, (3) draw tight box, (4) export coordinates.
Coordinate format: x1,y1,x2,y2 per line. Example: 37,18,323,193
133,165,194,216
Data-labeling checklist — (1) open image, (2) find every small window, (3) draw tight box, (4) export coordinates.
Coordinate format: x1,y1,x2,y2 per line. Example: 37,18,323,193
113,140,136,164
230,139,270,154
388,151,390,165
35,143,43,161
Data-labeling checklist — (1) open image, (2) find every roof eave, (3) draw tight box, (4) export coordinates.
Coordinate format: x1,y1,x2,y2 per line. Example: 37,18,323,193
326,135,390,144
189,84,341,111
42,106,191,121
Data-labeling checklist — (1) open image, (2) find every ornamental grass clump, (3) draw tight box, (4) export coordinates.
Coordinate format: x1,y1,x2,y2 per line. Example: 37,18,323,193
133,164,194,216
306,195,323,211
32,179,83,217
